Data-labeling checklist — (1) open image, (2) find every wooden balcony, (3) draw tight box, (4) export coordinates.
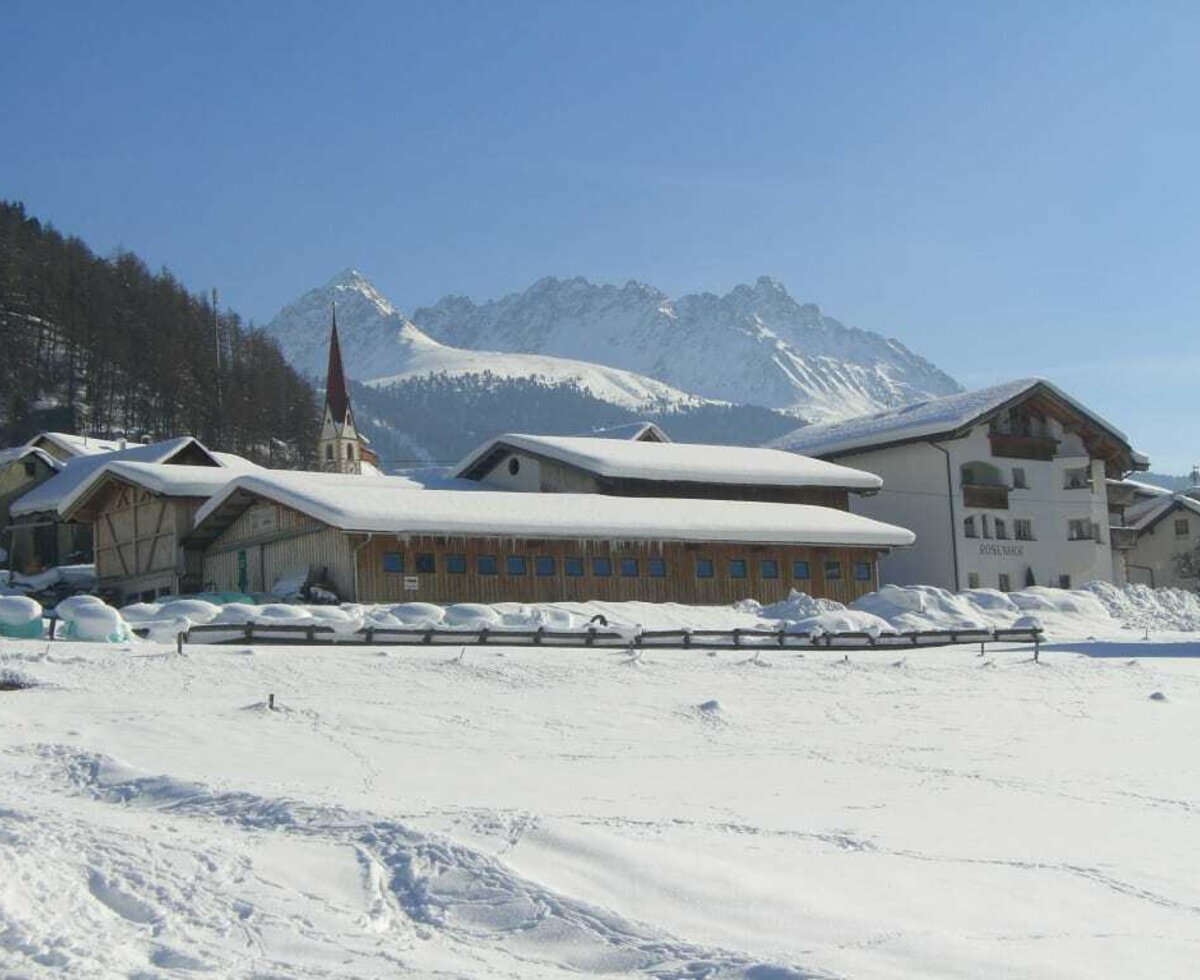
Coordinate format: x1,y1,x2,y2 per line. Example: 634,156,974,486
1109,526,1139,551
988,432,1059,461
962,483,1010,510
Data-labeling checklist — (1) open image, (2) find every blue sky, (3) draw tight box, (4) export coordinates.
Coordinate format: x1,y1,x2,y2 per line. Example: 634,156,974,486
3,1,1198,471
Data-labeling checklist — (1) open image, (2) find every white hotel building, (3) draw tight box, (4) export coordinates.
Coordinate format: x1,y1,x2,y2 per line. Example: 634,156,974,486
773,379,1149,592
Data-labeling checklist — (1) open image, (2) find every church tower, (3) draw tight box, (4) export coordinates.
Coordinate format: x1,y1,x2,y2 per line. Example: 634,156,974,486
317,307,370,474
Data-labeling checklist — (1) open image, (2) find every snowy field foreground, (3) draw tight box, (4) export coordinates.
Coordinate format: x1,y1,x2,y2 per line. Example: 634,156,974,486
3,613,1200,978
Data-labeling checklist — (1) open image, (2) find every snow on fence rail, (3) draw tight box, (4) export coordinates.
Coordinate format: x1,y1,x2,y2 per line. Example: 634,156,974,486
165,621,1044,654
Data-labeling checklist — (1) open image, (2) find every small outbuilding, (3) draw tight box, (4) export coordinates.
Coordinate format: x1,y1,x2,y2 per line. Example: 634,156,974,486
453,433,882,508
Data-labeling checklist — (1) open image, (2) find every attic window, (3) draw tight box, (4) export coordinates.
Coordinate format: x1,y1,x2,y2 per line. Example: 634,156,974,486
507,457,521,476
23,460,36,477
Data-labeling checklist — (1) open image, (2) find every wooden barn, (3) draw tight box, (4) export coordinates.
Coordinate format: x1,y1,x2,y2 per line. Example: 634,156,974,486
56,460,261,602
185,471,914,605
453,433,882,508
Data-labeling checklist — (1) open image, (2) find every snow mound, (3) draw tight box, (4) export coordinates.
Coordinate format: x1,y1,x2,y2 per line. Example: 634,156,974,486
0,596,43,638
1083,582,1200,632
55,597,132,643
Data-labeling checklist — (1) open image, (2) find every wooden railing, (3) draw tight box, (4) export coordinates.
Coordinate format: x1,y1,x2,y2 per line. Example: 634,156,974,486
989,432,1058,460
962,483,1010,509
166,621,1044,655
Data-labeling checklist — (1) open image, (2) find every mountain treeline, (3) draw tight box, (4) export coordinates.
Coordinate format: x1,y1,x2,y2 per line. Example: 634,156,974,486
353,373,801,465
0,201,319,465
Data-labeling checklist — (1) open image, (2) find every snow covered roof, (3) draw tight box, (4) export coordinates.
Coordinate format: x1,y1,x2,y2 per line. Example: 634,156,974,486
454,434,883,490
1129,493,1200,534
771,378,1138,465
190,471,914,549
575,421,671,442
10,437,247,518
0,445,62,471
28,432,123,458
60,461,266,520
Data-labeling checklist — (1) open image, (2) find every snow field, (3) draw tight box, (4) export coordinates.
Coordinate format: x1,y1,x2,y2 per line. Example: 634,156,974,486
1,629,1199,977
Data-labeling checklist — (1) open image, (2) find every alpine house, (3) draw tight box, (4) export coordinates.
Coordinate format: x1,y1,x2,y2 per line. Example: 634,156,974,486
772,378,1150,592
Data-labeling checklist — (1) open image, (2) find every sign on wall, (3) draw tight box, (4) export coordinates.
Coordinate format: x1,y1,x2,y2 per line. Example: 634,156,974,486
979,542,1024,558
403,576,419,592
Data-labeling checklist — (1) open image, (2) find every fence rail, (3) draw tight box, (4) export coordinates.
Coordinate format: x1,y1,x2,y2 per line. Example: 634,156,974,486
170,621,1043,654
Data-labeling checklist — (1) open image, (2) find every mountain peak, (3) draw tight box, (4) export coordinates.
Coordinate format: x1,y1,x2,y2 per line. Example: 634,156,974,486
323,267,372,290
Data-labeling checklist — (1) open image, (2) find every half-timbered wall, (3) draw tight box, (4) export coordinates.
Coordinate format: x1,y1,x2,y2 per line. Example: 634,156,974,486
354,534,880,605
89,485,205,600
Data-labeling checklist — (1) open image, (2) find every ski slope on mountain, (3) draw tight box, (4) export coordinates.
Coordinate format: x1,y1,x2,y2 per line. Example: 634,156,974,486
2,598,1199,977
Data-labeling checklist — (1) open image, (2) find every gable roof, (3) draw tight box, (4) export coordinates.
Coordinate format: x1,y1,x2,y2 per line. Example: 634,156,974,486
28,432,123,458
10,437,233,518
0,445,62,471
60,460,263,522
577,421,671,442
1129,493,1200,534
189,471,914,550
454,433,883,490
770,378,1141,470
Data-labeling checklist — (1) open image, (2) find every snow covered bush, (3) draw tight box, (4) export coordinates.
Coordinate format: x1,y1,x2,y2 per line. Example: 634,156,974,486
0,595,44,639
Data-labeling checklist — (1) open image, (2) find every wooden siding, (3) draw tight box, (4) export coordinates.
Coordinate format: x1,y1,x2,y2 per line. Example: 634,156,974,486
596,477,851,509
86,483,204,600
200,500,357,596
355,534,879,606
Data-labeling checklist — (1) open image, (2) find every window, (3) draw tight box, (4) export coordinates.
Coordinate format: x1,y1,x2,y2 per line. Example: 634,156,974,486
415,553,436,573
792,559,811,579
998,573,1011,593
729,559,747,579
982,515,992,539
325,445,334,461
1175,518,1190,537
695,558,715,579
1015,519,1034,541
1068,519,1092,541
760,559,779,579
853,561,871,581
967,572,981,589
506,555,528,576
565,556,584,577
535,556,556,576
1059,574,1072,589
995,519,1008,540
1012,467,1028,489
1063,467,1089,490
648,557,667,578
591,556,612,577
477,555,498,576
964,516,977,539
620,557,639,578
446,554,467,574
383,552,405,573
507,456,521,476
23,460,36,477
824,560,843,580
347,444,355,460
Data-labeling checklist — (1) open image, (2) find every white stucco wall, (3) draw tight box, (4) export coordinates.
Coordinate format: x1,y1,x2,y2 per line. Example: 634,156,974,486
837,423,1120,591
840,442,958,590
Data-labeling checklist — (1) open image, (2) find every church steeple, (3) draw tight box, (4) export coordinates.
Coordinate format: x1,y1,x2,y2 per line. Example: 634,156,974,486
317,305,366,474
324,306,353,429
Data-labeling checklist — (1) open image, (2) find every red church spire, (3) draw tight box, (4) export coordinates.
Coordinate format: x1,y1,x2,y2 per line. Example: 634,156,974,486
324,305,352,426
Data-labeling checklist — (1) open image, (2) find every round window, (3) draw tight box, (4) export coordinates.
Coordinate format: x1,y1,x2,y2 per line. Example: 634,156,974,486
507,456,521,476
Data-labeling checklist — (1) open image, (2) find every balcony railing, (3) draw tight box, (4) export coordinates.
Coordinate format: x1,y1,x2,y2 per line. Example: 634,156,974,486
962,483,1010,510
989,432,1059,461
1109,526,1139,551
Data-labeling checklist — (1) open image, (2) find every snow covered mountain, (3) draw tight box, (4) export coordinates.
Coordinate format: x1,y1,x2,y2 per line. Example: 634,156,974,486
264,270,710,413
411,276,962,420
266,270,960,423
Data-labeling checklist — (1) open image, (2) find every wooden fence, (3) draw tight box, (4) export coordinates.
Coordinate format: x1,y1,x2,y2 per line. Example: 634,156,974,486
170,621,1043,655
